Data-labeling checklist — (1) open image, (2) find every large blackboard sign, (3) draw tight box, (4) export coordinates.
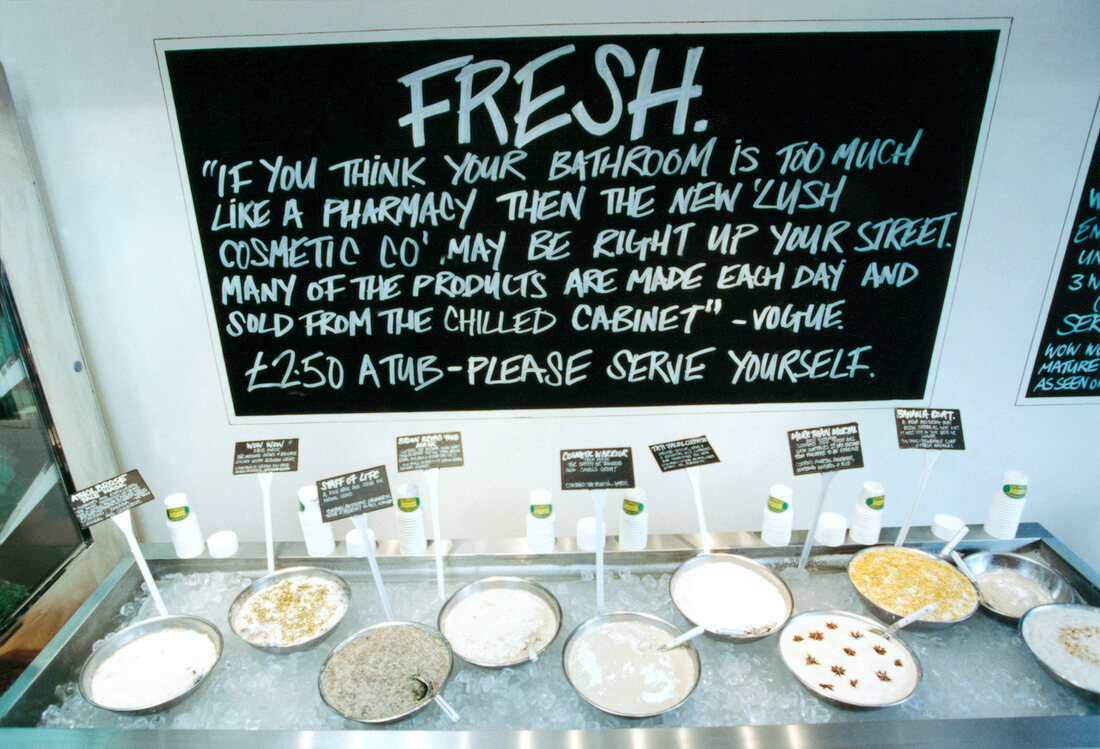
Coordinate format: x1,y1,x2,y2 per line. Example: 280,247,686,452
1025,116,1100,399
162,29,998,416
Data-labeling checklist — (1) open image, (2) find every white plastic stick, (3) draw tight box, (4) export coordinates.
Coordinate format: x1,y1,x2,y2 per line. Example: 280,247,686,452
111,510,168,616
685,467,710,554
590,489,607,613
424,468,445,598
433,694,460,722
350,514,394,621
798,471,837,569
257,472,275,574
659,625,705,651
895,451,940,547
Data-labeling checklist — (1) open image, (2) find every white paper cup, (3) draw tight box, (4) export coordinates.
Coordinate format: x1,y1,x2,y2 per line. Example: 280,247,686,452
577,516,604,552
207,530,239,558
932,513,965,541
814,512,847,546
984,491,1025,539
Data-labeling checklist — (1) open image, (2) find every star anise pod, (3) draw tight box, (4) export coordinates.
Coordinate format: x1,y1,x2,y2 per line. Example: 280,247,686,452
873,645,887,655
830,665,846,676
843,647,856,656
805,654,819,665
819,683,834,691
875,670,892,682
808,631,824,641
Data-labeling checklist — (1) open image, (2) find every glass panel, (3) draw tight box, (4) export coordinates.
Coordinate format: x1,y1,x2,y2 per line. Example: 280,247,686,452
0,269,87,636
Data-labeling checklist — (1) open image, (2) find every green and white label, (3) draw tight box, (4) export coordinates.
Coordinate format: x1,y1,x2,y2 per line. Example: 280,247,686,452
166,506,190,522
865,495,885,510
1003,483,1027,499
623,499,645,516
767,495,789,513
398,496,420,512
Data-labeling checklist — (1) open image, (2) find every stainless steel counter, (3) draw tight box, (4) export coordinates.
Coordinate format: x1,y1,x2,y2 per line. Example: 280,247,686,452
1,523,1098,748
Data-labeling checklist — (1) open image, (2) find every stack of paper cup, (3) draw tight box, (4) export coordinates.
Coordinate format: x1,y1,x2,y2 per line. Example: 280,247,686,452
618,488,648,551
577,516,604,552
164,492,204,558
814,511,848,546
761,484,794,546
526,489,555,553
849,481,885,545
984,470,1028,539
296,485,335,557
395,483,428,555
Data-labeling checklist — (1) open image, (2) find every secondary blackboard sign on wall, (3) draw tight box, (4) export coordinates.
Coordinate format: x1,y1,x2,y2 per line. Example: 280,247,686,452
1024,111,1100,400
161,28,999,416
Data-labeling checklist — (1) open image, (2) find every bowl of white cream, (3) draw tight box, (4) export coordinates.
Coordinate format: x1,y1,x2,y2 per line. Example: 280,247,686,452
438,577,561,668
669,553,793,640
79,614,222,713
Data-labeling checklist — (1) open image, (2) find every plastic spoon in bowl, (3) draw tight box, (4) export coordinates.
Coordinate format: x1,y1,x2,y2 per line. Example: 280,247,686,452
412,677,459,722
658,624,748,651
937,524,969,560
950,550,989,606
869,604,937,637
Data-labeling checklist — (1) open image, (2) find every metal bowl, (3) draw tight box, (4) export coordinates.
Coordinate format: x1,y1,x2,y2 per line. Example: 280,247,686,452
318,620,455,724
848,546,978,630
777,609,923,709
562,611,701,718
79,614,223,714
438,576,562,668
669,553,793,641
228,566,350,653
1020,603,1100,695
962,552,1082,622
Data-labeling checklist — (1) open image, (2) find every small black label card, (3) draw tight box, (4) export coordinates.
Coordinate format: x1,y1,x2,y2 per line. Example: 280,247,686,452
561,448,635,490
649,436,720,472
317,466,393,522
233,439,299,474
396,432,464,472
895,408,965,450
787,423,865,476
69,469,154,527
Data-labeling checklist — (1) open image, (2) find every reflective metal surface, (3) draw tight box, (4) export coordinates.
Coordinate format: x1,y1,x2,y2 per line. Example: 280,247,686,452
0,524,1097,748
964,551,1082,621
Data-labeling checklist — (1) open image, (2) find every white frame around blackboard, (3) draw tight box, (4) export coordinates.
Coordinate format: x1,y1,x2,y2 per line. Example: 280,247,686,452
155,18,1009,424
1017,94,1100,406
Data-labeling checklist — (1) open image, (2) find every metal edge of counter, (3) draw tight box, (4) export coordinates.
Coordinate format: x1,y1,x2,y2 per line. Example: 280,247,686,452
0,715,1097,749
1,524,1098,748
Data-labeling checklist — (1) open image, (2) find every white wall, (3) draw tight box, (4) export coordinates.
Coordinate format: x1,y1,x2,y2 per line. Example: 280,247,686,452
0,1,1097,570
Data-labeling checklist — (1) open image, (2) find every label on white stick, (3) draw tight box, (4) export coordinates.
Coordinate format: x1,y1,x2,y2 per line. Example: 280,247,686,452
787,423,864,475
560,448,635,490
895,408,965,450
233,439,299,474
396,432,464,472
68,469,155,527
316,465,393,522
649,436,719,472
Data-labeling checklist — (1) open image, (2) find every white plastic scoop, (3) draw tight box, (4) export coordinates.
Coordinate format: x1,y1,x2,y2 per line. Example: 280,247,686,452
658,623,748,651
349,514,394,621
110,510,168,616
870,603,937,637
257,472,275,575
